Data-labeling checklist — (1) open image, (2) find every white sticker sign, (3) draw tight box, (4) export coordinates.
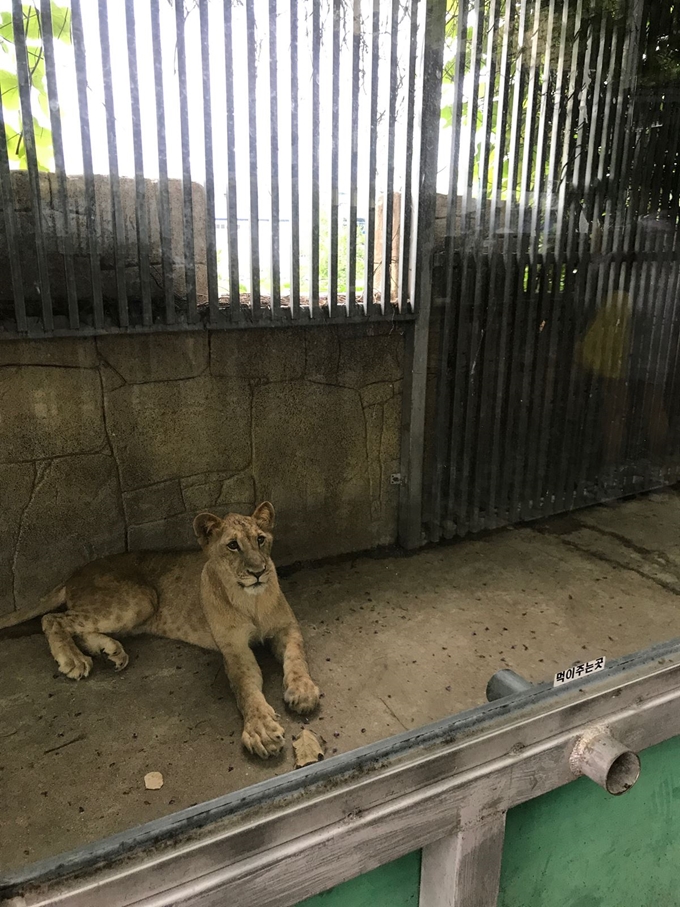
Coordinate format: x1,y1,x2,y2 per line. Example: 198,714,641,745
554,657,606,687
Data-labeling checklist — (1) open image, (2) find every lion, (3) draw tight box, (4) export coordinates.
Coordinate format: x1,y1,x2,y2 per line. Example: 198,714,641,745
0,502,320,759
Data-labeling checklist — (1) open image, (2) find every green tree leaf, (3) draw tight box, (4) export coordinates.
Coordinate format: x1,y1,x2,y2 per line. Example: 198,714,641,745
0,11,13,41
50,3,71,44
24,7,41,41
0,70,20,110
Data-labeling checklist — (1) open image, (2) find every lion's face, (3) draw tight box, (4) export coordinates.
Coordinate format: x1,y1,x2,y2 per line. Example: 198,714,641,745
193,502,276,595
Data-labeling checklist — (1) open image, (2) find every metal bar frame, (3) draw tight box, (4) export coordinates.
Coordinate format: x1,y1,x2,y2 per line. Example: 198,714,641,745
4,636,680,907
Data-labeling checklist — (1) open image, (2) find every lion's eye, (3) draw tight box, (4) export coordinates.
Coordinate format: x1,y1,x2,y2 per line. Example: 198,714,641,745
227,540,239,551
257,535,266,546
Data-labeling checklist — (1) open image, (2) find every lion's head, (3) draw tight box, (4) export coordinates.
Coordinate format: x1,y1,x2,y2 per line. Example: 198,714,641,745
193,502,276,594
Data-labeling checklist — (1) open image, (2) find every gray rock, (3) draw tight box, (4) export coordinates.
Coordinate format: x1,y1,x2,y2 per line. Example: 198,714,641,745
252,380,373,563
13,455,125,609
0,338,97,368
104,376,251,490
211,328,305,381
0,463,35,615
0,366,105,462
122,480,185,525
97,333,209,383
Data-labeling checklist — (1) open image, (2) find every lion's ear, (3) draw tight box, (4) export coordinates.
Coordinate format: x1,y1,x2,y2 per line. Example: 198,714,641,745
252,501,275,531
193,512,224,549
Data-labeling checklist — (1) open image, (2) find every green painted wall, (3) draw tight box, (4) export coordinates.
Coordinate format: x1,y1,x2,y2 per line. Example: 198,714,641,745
499,735,680,907
297,850,421,907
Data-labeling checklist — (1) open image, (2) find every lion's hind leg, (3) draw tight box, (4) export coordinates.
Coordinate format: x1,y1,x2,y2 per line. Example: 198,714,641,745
42,583,156,680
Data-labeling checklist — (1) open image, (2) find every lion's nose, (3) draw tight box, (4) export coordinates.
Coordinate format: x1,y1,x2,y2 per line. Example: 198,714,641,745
249,567,266,579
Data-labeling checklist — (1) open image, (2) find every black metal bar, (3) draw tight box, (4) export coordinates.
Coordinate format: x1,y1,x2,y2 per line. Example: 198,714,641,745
399,0,447,549
12,0,52,331
268,0,281,319
550,0,586,512
516,0,556,522
484,0,516,529
222,0,240,321
0,81,25,332
40,0,78,330
429,0,469,540
174,0,197,323
329,0,341,317
199,0,220,325
488,0,528,526
150,0,174,325
533,0,570,514
379,0,400,314
469,0,502,531
123,0,152,328
452,0,487,535
347,0,361,316
507,0,542,524
309,0,320,316
363,0,380,316
289,0,300,318
398,0,419,315
71,0,103,328
98,0,129,328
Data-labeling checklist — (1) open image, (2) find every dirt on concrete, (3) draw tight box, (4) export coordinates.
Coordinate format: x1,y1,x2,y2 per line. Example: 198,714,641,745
2,490,680,872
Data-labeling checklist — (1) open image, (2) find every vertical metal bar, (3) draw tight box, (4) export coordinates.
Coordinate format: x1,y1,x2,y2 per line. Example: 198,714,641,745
41,0,78,330
98,0,129,328
380,0,400,314
222,0,240,320
549,0,586,511
289,0,300,318
329,0,341,317
174,0,197,323
469,0,502,531
199,0,220,325
428,0,469,541
12,0,52,331
398,0,419,315
399,0,446,549
269,0,281,318
363,0,380,315
507,0,542,523
150,0,174,324
243,0,261,318
515,0,557,521
309,0,320,316
0,84,25,331
484,0,516,529
560,3,602,510
347,0,361,316
533,0,570,514
450,0,487,535
124,0,152,327
487,0,528,525
419,815,507,907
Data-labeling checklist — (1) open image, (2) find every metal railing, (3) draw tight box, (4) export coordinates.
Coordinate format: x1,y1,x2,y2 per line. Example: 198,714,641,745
0,0,435,337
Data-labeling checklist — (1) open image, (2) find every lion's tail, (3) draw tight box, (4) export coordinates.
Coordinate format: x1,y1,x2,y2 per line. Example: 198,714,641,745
0,585,66,631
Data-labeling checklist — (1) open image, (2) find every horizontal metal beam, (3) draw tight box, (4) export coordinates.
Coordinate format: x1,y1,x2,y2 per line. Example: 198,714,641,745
4,637,680,907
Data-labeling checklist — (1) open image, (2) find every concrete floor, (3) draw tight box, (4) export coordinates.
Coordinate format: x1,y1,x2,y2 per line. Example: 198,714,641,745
3,490,680,873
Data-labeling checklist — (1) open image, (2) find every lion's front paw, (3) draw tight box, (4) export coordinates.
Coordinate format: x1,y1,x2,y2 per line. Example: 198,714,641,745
58,651,93,681
284,676,320,714
242,705,285,759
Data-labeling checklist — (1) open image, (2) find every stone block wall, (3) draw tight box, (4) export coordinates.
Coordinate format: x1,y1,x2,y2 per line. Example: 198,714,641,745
0,324,404,616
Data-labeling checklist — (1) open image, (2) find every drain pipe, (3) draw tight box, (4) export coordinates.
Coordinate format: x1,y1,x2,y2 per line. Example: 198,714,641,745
570,728,641,795
486,669,533,701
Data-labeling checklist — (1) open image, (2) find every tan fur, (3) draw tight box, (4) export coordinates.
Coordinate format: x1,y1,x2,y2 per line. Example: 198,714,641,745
5,503,320,759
